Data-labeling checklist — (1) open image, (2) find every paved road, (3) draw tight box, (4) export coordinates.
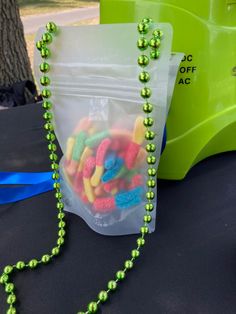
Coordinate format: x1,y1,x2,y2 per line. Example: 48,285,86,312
22,6,99,34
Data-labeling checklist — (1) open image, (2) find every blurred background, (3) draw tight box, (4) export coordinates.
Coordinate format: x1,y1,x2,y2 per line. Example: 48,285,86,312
18,0,99,65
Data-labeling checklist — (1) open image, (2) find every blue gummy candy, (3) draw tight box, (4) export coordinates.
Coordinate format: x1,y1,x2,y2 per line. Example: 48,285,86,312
104,152,117,170
102,157,124,183
115,186,144,207
117,196,142,209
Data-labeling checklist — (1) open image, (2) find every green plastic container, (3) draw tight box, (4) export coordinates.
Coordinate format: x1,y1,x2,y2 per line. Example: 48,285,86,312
100,0,236,179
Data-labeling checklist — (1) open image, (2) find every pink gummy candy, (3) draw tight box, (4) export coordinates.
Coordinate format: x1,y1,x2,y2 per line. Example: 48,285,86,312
83,156,96,178
81,192,89,204
93,197,115,213
118,179,127,190
124,141,140,169
118,151,126,159
129,174,143,189
96,138,111,166
103,179,120,193
73,171,83,194
73,117,92,134
110,138,121,151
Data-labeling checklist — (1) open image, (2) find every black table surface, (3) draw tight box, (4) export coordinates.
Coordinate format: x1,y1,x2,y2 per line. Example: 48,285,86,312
0,104,235,314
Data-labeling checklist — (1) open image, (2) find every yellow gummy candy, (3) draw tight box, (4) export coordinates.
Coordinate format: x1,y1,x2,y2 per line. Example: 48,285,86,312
90,166,104,187
65,137,75,161
83,177,95,203
78,147,93,172
134,147,147,168
133,116,146,145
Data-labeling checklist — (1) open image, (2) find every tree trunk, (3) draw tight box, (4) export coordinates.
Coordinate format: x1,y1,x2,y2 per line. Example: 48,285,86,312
0,0,34,87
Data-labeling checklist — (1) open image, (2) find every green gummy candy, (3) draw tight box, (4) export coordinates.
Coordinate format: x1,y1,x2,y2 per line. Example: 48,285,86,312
85,130,110,148
115,165,128,179
126,169,139,181
72,131,87,161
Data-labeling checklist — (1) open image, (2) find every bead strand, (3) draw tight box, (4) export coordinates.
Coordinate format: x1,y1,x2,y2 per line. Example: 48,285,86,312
0,22,65,314
77,18,163,314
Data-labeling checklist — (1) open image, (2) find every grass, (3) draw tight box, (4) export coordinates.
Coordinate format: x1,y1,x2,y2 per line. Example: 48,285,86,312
18,0,99,16
25,17,99,65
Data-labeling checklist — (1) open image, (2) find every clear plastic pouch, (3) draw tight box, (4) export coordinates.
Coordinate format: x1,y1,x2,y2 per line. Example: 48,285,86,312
34,23,180,235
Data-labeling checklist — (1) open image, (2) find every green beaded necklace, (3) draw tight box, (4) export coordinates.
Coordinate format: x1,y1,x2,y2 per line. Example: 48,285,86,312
0,18,163,314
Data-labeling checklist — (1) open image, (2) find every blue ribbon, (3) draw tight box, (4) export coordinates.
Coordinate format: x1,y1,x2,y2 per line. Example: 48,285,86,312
0,172,54,204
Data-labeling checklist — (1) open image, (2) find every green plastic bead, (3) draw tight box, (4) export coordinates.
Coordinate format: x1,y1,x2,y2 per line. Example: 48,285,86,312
42,101,52,110
40,62,50,73
0,273,9,284
46,22,58,34
124,260,133,270
142,18,153,24
145,203,154,211
16,261,25,270
116,270,125,281
46,133,56,141
51,247,60,256
137,22,149,34
41,47,50,59
107,280,117,291
58,220,66,228
5,283,14,293
53,182,61,189
137,237,145,246
7,307,16,314
41,89,51,99
143,103,153,113
40,76,50,86
147,155,156,165
41,255,51,264
7,294,16,304
147,179,156,188
49,153,58,161
150,50,160,60
146,191,155,200
145,130,155,140
137,38,148,51
138,55,149,67
147,168,157,176
55,192,62,199
52,172,59,180
131,249,140,259
4,266,13,275
143,117,154,127
44,123,54,131
87,301,98,313
56,202,64,210
42,32,53,44
43,112,52,120
140,226,149,234
153,29,163,38
36,40,44,50
48,143,57,151
28,259,38,269
139,71,150,83
140,87,152,99
144,214,152,223
57,237,64,246
58,212,65,219
149,37,161,49
58,229,66,237
146,143,156,152
51,163,59,170
98,290,108,302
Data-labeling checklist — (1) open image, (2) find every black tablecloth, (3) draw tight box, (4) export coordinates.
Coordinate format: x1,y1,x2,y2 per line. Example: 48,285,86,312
0,104,235,314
